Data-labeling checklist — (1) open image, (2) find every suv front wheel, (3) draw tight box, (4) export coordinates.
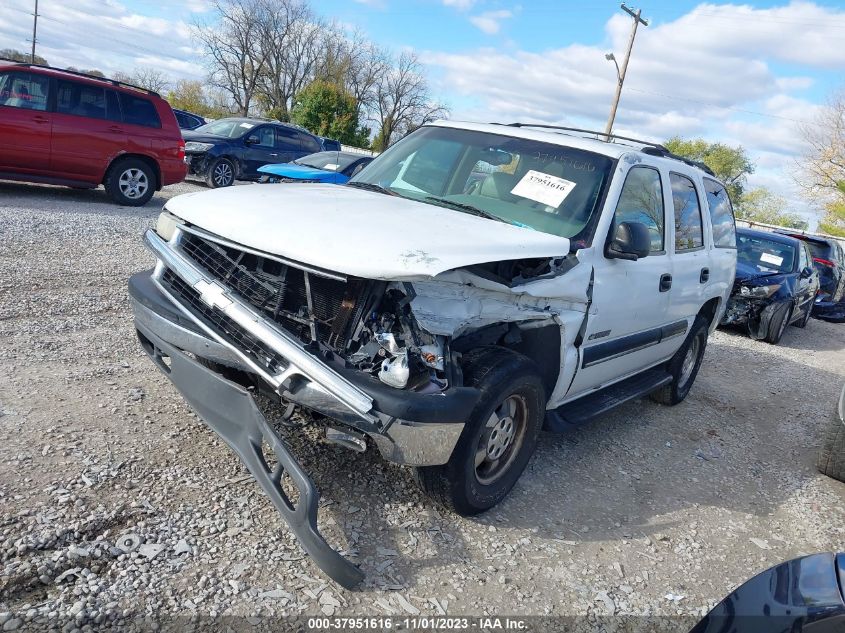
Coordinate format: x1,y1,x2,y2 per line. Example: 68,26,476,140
415,347,545,516
105,158,156,206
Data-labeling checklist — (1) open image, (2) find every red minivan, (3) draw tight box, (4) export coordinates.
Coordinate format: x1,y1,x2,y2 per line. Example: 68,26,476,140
0,61,186,206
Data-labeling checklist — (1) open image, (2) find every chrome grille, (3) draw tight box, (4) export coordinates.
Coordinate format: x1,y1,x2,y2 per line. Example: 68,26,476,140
161,268,286,374
177,231,365,348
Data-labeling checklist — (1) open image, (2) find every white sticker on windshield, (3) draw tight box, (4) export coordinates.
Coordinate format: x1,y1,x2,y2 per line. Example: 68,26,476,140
239,122,254,129
324,163,339,171
510,170,576,208
760,253,783,266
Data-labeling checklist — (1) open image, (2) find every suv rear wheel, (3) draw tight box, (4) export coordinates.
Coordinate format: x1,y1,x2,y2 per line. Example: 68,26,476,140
415,347,544,516
650,315,709,406
105,158,156,206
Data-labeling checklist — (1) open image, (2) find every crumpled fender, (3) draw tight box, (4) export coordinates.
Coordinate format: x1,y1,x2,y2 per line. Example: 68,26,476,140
748,300,789,340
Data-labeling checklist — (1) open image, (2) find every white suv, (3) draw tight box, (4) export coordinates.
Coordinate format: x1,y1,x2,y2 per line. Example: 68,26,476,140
130,120,737,586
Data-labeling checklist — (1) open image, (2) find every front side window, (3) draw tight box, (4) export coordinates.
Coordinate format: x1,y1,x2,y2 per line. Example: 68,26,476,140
703,178,736,248
56,80,107,120
0,72,49,111
613,166,665,253
350,126,614,245
736,233,796,274
249,126,274,147
798,243,810,270
670,172,704,251
118,92,161,128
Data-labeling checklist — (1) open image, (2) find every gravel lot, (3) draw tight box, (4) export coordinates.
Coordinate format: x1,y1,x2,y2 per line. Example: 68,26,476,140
1,179,844,630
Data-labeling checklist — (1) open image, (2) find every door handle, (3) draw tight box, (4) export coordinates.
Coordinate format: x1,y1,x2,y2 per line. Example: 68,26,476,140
699,267,710,283
108,125,123,133
32,115,49,123
269,153,278,157
659,273,672,292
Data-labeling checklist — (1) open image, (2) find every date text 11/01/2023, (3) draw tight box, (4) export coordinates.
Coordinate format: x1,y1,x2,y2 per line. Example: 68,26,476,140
306,617,529,630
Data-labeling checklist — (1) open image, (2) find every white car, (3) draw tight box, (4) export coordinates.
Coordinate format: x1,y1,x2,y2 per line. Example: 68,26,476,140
129,120,737,586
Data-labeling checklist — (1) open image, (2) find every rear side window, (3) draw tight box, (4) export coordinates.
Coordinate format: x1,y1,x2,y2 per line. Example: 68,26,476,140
275,127,300,151
57,80,108,120
118,92,161,128
0,71,49,111
670,173,704,251
614,166,665,253
703,178,736,248
298,132,322,154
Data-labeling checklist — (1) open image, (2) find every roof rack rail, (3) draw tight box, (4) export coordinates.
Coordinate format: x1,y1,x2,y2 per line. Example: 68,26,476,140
0,59,160,97
502,123,669,151
500,122,716,177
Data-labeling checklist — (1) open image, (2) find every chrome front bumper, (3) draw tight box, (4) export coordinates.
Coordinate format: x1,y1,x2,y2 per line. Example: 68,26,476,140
133,229,471,467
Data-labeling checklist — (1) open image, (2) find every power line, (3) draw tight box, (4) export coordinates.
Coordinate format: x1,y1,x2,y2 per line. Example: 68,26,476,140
625,87,814,125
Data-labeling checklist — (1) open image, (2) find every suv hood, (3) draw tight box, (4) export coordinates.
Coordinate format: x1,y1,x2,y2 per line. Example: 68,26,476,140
165,184,571,280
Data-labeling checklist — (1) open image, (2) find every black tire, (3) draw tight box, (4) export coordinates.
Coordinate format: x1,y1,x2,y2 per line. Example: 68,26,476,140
816,391,845,482
650,315,709,406
104,158,156,206
415,347,545,516
794,302,812,329
205,157,236,188
764,303,793,344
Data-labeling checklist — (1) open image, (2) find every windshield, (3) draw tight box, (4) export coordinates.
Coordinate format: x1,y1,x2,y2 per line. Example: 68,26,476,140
295,152,358,171
350,126,614,245
194,119,256,138
737,233,796,274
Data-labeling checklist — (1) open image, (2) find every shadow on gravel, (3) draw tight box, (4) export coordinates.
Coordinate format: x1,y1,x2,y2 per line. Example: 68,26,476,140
471,326,845,545
239,319,845,588
0,181,176,218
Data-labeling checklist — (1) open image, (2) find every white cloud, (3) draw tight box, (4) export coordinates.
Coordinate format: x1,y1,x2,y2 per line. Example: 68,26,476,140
442,0,477,10
469,9,514,34
0,0,205,81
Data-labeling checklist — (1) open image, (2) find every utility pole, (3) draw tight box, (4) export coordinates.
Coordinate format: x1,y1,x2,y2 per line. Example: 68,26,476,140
30,0,39,63
604,3,648,139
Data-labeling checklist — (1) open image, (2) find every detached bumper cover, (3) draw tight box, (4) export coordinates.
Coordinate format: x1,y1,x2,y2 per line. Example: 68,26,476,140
138,326,363,588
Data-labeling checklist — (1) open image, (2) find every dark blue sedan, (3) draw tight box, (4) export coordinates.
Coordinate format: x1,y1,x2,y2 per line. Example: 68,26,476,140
258,151,374,185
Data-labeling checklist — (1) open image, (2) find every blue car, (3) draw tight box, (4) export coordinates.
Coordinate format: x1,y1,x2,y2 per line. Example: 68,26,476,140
257,151,374,185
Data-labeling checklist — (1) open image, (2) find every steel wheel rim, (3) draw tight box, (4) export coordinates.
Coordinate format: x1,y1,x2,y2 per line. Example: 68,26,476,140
474,394,527,485
213,162,233,186
679,335,700,388
118,168,148,199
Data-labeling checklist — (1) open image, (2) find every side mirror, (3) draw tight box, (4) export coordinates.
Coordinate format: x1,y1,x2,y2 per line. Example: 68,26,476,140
607,221,651,261
800,266,814,279
245,135,259,145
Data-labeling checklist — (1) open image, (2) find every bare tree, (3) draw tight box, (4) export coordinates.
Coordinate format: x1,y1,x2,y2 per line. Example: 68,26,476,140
798,88,845,235
798,89,845,198
372,51,448,150
193,0,273,115
340,32,389,121
132,67,170,93
255,0,321,119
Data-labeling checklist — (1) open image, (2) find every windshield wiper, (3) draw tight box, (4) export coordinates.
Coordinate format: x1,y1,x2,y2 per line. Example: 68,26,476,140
424,196,510,224
346,182,398,196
